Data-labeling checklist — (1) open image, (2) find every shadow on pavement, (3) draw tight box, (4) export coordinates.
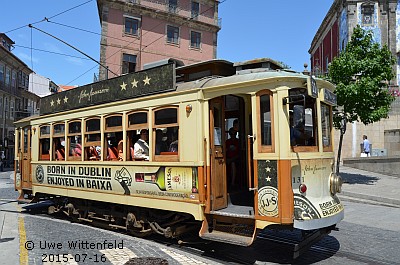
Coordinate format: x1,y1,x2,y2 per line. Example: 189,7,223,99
340,172,379,185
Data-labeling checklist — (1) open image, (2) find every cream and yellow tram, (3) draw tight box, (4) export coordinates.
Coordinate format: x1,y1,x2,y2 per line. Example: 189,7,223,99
14,58,343,254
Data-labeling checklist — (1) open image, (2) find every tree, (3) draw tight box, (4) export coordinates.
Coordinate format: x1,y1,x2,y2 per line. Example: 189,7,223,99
328,25,396,173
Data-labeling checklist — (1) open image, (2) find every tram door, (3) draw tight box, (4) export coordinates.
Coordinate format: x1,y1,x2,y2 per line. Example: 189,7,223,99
209,98,227,210
21,126,32,189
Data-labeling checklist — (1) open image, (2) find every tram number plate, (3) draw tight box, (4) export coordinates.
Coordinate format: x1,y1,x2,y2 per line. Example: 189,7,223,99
292,177,304,184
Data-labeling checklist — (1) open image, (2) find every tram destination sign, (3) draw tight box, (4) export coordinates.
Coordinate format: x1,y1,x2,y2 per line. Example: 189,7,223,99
40,64,176,115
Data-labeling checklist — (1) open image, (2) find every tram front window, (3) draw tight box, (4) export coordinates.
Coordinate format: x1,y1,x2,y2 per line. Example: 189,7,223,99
289,89,317,148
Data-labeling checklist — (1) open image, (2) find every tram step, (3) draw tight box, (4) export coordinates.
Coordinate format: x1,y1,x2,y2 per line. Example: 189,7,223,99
199,217,256,246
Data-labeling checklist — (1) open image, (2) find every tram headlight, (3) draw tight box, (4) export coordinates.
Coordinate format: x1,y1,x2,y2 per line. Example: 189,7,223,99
330,173,343,195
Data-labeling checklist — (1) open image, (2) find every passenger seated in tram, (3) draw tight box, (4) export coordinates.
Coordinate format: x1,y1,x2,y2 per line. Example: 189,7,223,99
165,128,178,153
134,129,149,160
155,129,168,155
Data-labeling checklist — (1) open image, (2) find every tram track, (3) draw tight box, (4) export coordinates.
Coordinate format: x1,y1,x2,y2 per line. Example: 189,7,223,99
19,205,398,265
17,208,396,265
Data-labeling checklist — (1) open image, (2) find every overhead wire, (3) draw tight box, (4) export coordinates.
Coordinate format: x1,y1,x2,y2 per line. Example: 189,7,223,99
2,0,95,84
4,0,93,34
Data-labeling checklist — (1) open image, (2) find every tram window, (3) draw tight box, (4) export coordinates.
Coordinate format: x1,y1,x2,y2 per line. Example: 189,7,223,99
53,123,65,161
128,112,147,126
289,88,318,149
105,115,123,161
154,107,179,160
39,125,50,160
85,118,101,161
321,103,332,151
67,121,82,160
127,112,148,161
257,91,274,152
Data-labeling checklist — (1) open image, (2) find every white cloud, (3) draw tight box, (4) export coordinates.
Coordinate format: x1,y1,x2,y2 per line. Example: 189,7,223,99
65,57,84,66
16,52,39,64
43,42,62,53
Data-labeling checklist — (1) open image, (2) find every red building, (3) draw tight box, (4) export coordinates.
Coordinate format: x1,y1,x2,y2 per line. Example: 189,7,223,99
97,0,221,80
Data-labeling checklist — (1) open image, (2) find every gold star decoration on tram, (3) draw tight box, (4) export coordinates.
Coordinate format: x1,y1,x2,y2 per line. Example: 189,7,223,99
63,96,68,103
143,76,151,85
50,100,55,106
57,98,61,105
265,176,271,182
265,167,271,173
120,82,127,90
131,79,138,88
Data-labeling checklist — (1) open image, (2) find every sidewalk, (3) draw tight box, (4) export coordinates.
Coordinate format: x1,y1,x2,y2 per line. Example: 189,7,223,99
338,166,400,207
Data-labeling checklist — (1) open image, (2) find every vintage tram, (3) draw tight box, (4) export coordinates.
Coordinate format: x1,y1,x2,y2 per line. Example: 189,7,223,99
14,58,343,256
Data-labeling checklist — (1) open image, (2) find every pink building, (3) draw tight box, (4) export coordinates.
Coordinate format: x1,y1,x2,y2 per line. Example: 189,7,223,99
97,0,221,80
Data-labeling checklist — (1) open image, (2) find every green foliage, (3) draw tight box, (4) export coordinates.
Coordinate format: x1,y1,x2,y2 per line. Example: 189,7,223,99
328,25,396,128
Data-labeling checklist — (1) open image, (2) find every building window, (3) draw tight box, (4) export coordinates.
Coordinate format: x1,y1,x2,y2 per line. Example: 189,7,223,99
191,1,200,19
190,31,201,49
5,68,10,87
167,25,179,44
11,71,16,89
122,53,137,74
4,98,8,119
361,4,374,26
124,17,139,36
10,100,14,119
168,0,178,13
0,64,4,86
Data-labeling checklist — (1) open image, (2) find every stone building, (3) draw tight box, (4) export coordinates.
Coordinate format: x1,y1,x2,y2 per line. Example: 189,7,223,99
96,0,221,80
309,0,400,159
0,33,40,164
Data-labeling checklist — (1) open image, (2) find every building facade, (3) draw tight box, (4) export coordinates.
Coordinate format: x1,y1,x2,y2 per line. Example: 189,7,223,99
0,33,40,164
97,0,221,80
310,0,400,160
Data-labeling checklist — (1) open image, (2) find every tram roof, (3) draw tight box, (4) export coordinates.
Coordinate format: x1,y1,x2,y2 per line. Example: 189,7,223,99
35,58,330,116
176,68,311,92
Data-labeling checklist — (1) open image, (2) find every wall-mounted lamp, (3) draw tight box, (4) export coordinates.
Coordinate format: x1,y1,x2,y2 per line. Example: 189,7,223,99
186,104,192,114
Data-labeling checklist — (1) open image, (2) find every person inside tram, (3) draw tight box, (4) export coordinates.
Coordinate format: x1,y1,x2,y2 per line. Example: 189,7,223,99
290,114,309,146
134,129,149,160
155,129,168,155
226,127,239,188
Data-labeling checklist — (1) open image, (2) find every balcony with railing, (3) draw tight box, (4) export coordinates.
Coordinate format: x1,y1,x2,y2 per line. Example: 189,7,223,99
125,0,222,28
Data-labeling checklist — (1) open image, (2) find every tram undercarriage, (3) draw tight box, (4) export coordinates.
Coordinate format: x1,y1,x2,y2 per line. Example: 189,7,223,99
35,194,200,240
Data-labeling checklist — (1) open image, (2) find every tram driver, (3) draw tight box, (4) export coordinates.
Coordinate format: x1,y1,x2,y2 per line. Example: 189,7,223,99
134,129,149,160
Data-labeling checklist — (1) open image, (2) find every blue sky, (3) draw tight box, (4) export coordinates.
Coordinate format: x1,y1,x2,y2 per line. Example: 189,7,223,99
1,0,333,86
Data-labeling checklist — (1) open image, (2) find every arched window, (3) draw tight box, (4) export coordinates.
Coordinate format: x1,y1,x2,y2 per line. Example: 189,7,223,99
52,123,65,161
153,106,179,161
257,90,274,153
39,125,50,160
104,114,123,161
67,120,82,160
127,111,148,161
84,117,101,161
